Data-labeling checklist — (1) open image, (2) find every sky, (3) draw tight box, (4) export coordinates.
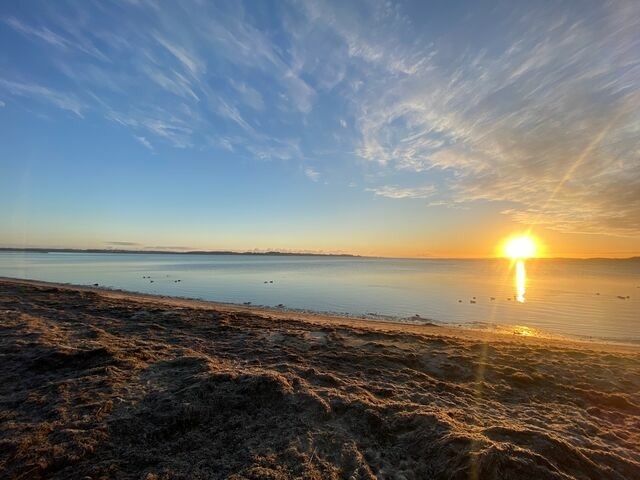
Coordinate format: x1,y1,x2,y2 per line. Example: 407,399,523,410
1,0,639,258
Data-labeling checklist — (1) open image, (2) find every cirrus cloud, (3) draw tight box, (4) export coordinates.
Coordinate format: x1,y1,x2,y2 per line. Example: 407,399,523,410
1,0,639,239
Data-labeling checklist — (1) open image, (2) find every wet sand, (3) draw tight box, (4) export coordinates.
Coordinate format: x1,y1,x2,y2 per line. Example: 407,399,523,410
1,278,638,479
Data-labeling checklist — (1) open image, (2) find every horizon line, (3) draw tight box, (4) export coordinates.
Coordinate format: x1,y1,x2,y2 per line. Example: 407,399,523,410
1,246,638,261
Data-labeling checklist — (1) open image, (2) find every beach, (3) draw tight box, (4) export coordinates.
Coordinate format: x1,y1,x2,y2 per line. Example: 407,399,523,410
1,278,639,479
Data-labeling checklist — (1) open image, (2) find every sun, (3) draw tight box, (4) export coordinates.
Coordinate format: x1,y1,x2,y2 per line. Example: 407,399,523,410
503,235,537,259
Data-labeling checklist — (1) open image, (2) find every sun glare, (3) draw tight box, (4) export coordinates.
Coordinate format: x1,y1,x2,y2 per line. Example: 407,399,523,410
504,235,537,259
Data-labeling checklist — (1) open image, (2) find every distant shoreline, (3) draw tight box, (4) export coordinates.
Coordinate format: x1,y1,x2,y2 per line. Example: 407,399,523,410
0,247,360,258
1,247,638,261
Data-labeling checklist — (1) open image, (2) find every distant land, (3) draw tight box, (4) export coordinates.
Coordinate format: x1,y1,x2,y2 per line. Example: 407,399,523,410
0,247,360,257
1,248,639,261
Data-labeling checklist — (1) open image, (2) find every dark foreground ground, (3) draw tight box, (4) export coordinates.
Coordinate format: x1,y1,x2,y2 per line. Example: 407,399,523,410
0,279,639,479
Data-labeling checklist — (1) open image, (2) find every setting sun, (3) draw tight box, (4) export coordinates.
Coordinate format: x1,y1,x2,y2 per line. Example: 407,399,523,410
504,235,537,259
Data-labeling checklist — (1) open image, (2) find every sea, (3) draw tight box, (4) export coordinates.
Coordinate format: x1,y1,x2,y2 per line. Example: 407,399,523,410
1,251,638,343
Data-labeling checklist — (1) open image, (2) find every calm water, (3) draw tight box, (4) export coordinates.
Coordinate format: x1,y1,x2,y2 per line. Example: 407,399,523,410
1,252,638,342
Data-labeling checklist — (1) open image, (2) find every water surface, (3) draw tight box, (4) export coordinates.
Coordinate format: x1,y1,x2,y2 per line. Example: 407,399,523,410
1,252,638,342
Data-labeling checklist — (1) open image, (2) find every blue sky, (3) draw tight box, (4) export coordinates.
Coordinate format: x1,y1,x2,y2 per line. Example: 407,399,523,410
1,0,639,257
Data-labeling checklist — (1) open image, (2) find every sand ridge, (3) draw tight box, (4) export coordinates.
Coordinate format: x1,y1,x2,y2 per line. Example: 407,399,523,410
0,279,639,479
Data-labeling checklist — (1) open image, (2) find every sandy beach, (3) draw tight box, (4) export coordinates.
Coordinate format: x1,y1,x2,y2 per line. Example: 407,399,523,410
1,278,638,479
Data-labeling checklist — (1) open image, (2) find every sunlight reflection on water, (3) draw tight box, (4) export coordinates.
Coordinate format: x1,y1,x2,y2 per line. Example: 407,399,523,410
515,260,526,303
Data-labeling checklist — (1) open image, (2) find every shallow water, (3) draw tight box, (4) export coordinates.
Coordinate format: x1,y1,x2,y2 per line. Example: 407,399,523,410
1,251,638,342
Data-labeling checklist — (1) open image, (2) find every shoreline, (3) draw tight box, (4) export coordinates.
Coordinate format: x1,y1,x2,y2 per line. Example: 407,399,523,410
1,277,639,478
1,276,638,352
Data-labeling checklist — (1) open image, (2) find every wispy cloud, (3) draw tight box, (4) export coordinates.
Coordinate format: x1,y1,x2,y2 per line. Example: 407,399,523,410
304,167,320,182
229,80,264,111
105,241,141,246
367,185,435,200
106,109,194,148
247,138,301,161
333,1,640,235
0,78,84,117
2,0,639,238
199,7,316,113
134,135,153,150
0,3,317,156
215,98,254,133
153,33,204,78
142,66,199,101
4,14,108,61
3,16,71,50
